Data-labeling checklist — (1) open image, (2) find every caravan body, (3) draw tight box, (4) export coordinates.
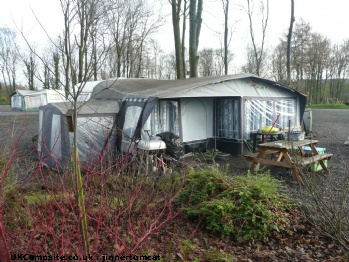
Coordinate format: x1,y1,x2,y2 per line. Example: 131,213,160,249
11,89,66,111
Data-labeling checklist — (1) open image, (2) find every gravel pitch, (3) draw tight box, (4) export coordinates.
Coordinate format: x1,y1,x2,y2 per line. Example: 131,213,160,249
0,106,38,156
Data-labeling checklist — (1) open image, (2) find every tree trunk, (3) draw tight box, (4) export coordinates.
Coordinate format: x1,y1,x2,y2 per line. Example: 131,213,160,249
78,0,86,83
171,0,185,79
181,0,188,76
53,53,60,89
223,0,229,75
246,0,268,76
286,0,295,86
189,0,203,78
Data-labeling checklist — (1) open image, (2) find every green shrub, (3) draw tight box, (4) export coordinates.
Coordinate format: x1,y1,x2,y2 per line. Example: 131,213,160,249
197,197,236,237
227,173,291,240
177,167,292,241
0,96,9,105
176,166,228,207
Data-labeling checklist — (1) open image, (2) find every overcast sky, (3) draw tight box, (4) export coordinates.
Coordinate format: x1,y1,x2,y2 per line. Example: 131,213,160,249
1,0,349,73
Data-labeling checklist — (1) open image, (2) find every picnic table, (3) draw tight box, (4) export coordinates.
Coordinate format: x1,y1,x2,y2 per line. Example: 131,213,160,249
244,139,333,185
250,131,284,152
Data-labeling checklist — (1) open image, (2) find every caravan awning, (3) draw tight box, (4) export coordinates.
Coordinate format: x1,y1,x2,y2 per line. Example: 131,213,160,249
91,73,305,100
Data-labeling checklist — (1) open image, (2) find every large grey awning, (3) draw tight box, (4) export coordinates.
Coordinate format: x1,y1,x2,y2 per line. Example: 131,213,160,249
91,73,305,100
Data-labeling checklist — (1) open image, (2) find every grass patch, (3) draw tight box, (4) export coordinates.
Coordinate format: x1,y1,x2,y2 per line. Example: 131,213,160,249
307,103,349,109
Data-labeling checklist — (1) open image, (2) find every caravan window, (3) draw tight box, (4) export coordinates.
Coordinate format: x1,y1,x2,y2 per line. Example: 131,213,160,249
217,99,240,139
160,100,179,135
38,109,43,153
11,95,22,109
276,99,296,128
77,93,90,101
71,116,115,162
68,93,90,102
24,96,41,109
142,103,159,139
51,114,62,159
24,94,47,109
244,99,297,139
48,93,65,102
142,100,179,139
123,106,142,141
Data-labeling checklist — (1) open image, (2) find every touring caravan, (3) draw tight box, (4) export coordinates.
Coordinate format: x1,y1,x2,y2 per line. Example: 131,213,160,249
11,89,66,111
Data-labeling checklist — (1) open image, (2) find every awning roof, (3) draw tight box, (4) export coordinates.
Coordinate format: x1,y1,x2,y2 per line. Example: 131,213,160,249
72,80,103,93
91,73,305,100
11,90,47,97
11,89,66,97
46,100,119,115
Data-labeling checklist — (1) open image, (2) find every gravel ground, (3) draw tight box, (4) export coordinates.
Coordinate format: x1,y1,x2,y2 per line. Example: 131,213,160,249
1,105,348,203
0,106,38,156
0,105,39,182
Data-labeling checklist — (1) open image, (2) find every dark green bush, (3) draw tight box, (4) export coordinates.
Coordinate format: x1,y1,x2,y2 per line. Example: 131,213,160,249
177,167,292,241
0,96,9,105
176,166,228,206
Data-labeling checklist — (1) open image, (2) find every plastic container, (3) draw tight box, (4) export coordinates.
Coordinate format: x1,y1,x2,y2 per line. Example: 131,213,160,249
302,146,326,155
137,138,167,150
260,126,279,134
302,146,327,171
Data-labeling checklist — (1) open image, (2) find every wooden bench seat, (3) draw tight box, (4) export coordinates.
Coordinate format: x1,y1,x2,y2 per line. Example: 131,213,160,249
243,150,279,161
298,153,333,166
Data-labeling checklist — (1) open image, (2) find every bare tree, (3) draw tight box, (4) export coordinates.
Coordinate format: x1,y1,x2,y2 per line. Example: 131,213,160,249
327,40,349,99
56,0,112,254
198,48,214,76
304,33,331,103
23,50,37,90
105,1,128,78
242,46,267,75
56,0,114,92
269,19,349,102
270,41,287,83
104,0,164,78
244,0,269,76
291,19,312,92
41,50,61,89
133,5,165,78
53,52,61,89
43,64,51,89
198,48,232,76
286,0,295,85
0,27,19,96
159,52,177,79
